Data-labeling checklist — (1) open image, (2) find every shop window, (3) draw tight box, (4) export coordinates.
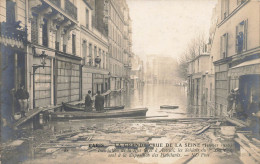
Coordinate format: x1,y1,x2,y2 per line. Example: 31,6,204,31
236,20,248,53
220,33,228,58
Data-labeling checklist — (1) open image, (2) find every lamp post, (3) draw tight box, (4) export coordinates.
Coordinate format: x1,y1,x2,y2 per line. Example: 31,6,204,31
32,49,48,108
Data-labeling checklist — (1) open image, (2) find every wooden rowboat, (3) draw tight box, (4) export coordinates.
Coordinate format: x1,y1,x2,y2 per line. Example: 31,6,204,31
62,102,125,112
50,108,148,119
160,105,179,109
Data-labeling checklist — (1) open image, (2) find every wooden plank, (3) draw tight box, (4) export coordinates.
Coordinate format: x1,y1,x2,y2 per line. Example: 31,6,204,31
226,117,247,127
13,105,61,128
195,125,211,135
237,133,260,153
252,138,260,145
13,108,43,127
235,138,260,162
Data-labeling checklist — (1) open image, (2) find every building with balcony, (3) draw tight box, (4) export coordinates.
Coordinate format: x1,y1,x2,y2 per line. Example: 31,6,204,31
78,0,110,97
1,0,135,131
210,0,260,116
27,0,81,107
88,0,133,92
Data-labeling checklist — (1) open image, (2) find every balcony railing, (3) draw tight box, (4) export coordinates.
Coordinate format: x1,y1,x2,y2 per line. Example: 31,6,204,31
65,0,77,20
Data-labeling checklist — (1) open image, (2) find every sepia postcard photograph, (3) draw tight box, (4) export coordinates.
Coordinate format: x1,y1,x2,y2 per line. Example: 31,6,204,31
0,0,259,163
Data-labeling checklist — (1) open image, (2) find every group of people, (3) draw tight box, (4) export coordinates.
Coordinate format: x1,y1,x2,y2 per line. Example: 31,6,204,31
227,88,259,120
85,90,105,112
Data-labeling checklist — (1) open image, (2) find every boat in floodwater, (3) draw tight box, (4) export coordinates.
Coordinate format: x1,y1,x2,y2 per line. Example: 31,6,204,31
160,105,179,109
62,102,125,112
50,107,148,119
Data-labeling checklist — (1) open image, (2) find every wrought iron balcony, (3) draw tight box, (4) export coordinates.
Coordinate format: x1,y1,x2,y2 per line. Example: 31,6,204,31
0,21,27,42
65,0,77,20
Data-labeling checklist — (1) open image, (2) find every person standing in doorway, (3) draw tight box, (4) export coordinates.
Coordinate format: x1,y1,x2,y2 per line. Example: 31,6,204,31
95,91,104,112
85,90,93,111
15,84,29,118
227,89,235,117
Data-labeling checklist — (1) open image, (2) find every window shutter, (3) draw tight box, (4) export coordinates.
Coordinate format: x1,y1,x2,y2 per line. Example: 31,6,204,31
225,33,228,58
244,19,248,50
220,36,223,58
235,26,238,53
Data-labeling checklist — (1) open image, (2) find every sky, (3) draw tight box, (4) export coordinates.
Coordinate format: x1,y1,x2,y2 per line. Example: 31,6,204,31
127,0,217,60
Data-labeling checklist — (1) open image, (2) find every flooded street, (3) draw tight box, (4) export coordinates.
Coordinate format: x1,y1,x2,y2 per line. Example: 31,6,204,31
2,84,251,164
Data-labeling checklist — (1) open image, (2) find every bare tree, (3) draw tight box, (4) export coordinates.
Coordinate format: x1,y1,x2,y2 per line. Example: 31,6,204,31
177,32,206,79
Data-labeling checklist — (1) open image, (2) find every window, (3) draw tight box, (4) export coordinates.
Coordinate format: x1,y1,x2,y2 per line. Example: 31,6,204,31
31,14,38,44
86,9,89,29
6,0,16,24
82,40,87,62
89,44,92,65
72,34,76,55
94,46,97,59
221,0,229,19
220,33,228,58
236,20,248,53
42,19,48,47
210,83,212,101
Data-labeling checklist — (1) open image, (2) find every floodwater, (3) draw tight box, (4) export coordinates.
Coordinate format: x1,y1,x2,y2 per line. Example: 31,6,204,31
2,84,247,164
106,84,188,118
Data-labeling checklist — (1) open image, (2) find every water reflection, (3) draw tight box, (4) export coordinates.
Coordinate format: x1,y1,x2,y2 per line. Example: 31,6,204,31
105,84,188,118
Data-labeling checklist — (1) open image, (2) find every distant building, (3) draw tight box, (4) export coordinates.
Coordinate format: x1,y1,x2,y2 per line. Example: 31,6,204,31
187,52,210,116
130,54,144,89
145,55,178,84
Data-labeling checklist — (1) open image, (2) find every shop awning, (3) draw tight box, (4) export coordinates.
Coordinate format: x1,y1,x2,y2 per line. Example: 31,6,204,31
228,58,260,77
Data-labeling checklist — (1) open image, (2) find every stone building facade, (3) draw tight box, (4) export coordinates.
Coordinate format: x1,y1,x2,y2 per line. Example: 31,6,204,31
211,0,260,116
0,0,133,121
88,0,133,92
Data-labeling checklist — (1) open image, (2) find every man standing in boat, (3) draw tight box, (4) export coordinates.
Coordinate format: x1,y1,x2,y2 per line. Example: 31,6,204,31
85,90,93,111
95,91,104,112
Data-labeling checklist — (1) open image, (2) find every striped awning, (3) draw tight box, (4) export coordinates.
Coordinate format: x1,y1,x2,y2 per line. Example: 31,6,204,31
228,58,260,77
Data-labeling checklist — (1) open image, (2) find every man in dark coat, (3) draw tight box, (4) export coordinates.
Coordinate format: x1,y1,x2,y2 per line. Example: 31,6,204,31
15,84,29,117
95,91,104,112
85,90,93,111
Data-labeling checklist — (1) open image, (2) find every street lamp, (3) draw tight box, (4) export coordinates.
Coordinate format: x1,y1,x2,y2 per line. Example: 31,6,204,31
32,48,48,108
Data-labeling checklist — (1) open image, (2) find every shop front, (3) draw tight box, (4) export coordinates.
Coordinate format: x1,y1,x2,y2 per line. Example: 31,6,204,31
54,52,81,105
228,58,260,116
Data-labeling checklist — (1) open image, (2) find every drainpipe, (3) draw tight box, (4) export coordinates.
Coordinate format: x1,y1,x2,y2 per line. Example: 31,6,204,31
25,0,31,109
